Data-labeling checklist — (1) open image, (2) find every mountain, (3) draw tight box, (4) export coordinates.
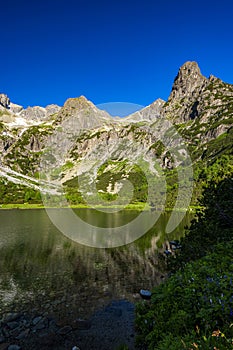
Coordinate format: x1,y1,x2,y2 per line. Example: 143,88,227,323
163,61,232,137
0,61,232,208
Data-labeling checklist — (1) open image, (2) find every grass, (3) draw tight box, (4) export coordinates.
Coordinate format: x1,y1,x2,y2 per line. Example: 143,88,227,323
0,202,198,211
0,203,45,209
0,202,148,210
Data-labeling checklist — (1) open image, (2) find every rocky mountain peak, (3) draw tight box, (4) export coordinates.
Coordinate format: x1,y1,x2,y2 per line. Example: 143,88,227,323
0,93,10,109
60,96,104,122
63,95,92,110
179,60,201,74
125,98,165,123
0,93,23,114
151,98,165,107
169,61,207,100
162,61,210,122
55,95,113,130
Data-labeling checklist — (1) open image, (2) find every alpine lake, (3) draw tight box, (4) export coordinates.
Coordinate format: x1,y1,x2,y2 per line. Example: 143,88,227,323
0,208,192,320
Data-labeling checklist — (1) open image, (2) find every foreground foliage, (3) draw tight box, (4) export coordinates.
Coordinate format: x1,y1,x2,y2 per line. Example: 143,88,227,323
136,178,233,349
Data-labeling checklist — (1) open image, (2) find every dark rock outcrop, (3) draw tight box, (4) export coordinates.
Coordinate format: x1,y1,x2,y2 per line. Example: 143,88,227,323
0,94,10,109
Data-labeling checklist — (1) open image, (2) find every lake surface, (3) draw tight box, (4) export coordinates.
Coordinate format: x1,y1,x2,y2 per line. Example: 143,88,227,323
0,209,192,318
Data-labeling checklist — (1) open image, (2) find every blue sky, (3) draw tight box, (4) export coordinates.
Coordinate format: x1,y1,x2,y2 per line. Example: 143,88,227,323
1,0,233,110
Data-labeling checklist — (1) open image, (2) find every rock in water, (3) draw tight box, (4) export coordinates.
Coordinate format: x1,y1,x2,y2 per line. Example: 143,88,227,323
57,325,72,335
72,319,91,330
32,316,43,325
8,345,21,350
1,313,21,323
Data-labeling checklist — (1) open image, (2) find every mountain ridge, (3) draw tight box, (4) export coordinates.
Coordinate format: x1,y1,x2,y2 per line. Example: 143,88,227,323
0,61,232,208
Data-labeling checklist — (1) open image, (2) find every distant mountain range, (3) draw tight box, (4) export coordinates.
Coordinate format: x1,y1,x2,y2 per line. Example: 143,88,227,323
0,61,232,207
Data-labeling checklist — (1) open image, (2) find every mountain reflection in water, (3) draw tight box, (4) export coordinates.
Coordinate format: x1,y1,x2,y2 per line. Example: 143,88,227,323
0,209,192,317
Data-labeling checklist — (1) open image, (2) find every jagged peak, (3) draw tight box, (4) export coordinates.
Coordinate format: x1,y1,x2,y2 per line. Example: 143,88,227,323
0,93,10,109
167,61,207,102
150,98,165,106
179,61,201,74
123,98,165,123
173,61,204,86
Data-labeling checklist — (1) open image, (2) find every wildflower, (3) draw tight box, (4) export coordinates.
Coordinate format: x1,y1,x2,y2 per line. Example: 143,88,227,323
212,329,221,337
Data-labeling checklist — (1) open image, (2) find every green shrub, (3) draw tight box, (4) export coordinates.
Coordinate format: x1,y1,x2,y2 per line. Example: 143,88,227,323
136,177,233,350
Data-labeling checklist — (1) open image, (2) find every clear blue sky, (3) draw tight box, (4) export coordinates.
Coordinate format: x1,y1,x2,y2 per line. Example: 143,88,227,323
1,0,233,109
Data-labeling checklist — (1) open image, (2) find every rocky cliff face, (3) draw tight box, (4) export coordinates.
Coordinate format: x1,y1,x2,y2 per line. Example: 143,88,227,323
0,61,232,204
163,61,233,129
168,61,207,103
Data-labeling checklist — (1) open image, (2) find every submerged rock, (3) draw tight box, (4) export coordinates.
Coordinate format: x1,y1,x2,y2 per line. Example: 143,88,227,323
57,325,72,335
6,322,19,330
72,319,91,330
32,316,43,325
1,314,21,323
8,345,21,350
15,329,30,340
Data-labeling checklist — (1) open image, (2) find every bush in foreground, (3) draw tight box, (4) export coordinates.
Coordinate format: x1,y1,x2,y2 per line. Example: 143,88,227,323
135,242,233,349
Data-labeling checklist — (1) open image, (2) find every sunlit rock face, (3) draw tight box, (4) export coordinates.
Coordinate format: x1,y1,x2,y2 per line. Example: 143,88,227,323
170,61,207,100
162,61,233,127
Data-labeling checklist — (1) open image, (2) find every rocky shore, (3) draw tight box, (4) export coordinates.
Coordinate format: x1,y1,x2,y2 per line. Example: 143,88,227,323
0,300,136,350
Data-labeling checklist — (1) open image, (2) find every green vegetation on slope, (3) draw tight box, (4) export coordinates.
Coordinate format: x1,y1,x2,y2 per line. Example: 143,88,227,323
3,124,53,176
0,179,41,205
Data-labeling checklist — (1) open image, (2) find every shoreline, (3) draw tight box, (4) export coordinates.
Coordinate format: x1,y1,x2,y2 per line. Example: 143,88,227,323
0,203,201,212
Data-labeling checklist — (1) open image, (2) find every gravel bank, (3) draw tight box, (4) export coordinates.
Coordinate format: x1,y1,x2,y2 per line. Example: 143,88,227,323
0,300,136,350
